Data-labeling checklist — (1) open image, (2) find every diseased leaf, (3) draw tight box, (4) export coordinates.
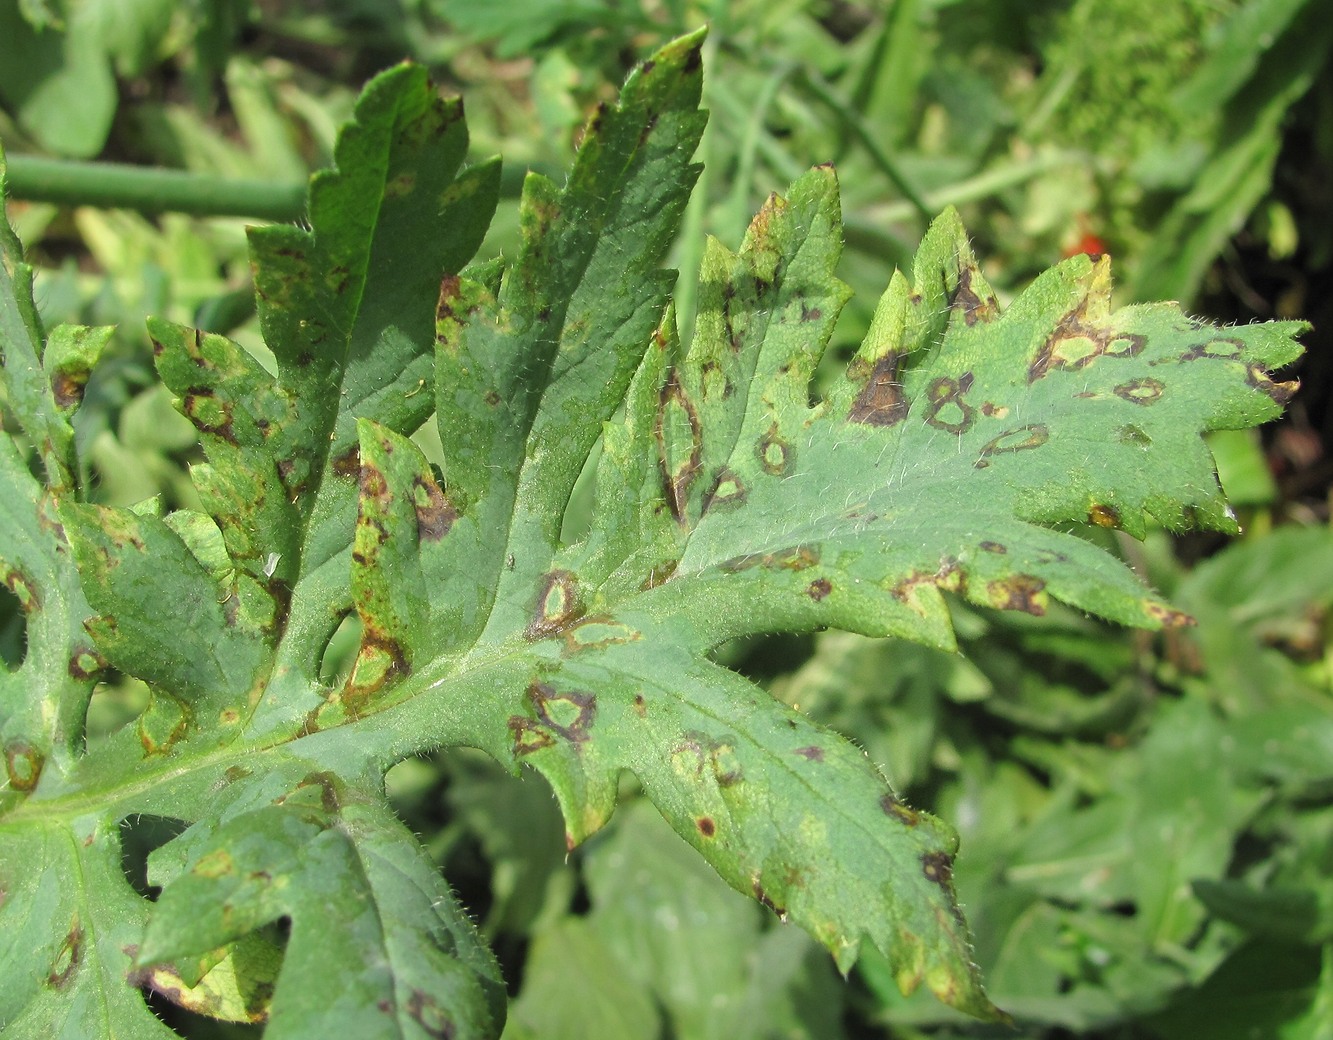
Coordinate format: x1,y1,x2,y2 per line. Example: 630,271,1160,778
0,29,1308,1038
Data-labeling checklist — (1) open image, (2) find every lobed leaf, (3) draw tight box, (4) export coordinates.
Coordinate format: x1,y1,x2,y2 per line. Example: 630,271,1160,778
0,29,1308,1039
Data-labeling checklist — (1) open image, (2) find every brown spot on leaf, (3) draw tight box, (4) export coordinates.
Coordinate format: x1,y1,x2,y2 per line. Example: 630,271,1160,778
974,423,1049,469
988,574,1047,615
633,694,647,717
4,740,44,792
752,879,785,919
525,570,585,640
3,566,39,612
800,302,823,322
511,681,597,753
331,445,360,477
850,350,909,427
1180,336,1245,361
51,369,90,411
701,468,747,513
1146,601,1195,628
880,793,920,826
953,266,999,325
1029,303,1145,382
719,545,820,573
924,372,976,433
67,648,106,680
921,850,954,887
656,370,703,523
1114,378,1165,405
182,389,236,443
406,989,456,1039
979,541,1007,554
672,731,743,786
1245,364,1298,405
794,746,825,762
435,274,462,325
806,577,832,601
412,474,456,541
697,816,716,838
46,919,82,988
342,629,410,715
508,718,555,755
1088,503,1121,528
756,423,793,475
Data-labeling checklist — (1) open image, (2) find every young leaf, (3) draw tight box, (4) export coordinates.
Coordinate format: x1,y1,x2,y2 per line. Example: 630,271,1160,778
0,29,1306,1039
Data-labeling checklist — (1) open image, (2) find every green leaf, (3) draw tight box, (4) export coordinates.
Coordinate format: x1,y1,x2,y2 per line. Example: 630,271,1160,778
0,3,116,157
139,775,504,1037
0,28,1308,1038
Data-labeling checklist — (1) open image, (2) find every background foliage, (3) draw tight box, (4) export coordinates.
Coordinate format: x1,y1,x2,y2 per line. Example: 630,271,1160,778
2,1,1331,1037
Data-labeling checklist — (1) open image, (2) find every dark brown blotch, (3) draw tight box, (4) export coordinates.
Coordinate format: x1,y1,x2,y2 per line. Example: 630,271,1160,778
806,577,832,601
1245,364,1298,405
412,474,456,542
331,445,361,477
4,740,44,792
291,770,342,814
719,544,821,574
526,680,597,744
3,566,40,613
924,372,976,434
880,793,920,826
988,574,1047,615
1088,503,1121,528
974,423,1049,469
342,629,410,716
953,266,999,325
655,370,704,523
46,919,82,988
51,369,90,411
756,422,792,475
525,569,585,640
697,816,716,838
793,745,825,762
849,350,908,427
1113,378,1165,405
406,988,456,1040
701,467,747,514
182,389,236,443
67,648,106,681
921,850,954,887
979,541,1007,554
752,879,785,919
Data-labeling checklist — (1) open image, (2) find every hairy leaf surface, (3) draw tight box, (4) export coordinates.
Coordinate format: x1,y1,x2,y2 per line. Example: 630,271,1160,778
0,31,1306,1037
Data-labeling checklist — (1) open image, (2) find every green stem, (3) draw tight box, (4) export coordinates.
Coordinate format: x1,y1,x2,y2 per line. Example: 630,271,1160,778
4,153,544,220
793,69,933,225
4,154,308,221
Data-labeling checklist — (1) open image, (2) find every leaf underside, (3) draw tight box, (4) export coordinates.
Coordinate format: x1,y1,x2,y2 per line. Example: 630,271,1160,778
0,30,1305,1038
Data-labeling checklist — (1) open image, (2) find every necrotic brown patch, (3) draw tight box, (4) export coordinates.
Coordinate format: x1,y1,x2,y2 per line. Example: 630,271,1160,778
525,570,585,640
849,350,908,427
806,577,832,601
412,474,456,541
921,850,954,886
880,793,920,826
988,574,1047,615
697,817,716,838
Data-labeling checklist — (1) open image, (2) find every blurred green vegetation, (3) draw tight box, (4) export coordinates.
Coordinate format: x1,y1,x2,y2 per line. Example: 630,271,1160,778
3,1,1331,1036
